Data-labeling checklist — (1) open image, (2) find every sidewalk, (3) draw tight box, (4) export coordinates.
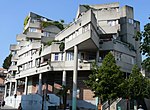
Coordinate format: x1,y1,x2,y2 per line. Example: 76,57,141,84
0,105,17,110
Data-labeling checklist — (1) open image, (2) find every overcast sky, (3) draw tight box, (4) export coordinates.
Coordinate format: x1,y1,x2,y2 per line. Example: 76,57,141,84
0,0,149,67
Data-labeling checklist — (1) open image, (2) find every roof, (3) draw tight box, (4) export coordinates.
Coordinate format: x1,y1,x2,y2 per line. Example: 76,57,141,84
0,68,6,71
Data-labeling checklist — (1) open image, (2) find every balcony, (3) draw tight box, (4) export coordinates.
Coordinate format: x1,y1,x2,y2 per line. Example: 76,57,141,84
37,60,92,71
19,41,30,47
16,34,26,42
99,24,120,34
10,44,20,51
17,56,32,66
26,32,42,39
41,43,60,56
116,60,133,73
9,65,17,71
11,54,19,61
65,30,91,50
18,42,41,56
101,40,136,56
16,67,37,79
24,19,41,31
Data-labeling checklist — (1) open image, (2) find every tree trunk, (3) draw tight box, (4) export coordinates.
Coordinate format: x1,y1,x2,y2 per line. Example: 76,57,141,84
127,98,129,110
98,98,102,110
108,100,110,110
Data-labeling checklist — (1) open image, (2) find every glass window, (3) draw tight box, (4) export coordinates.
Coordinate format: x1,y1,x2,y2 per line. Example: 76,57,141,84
128,18,134,24
107,20,116,26
43,32,50,37
30,28,37,32
55,53,59,61
67,52,74,61
61,53,63,61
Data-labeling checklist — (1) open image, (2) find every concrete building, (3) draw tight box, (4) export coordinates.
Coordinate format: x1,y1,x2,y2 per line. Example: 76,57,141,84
4,2,141,110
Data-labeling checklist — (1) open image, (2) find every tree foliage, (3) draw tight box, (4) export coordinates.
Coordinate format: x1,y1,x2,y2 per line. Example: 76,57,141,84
41,21,64,30
3,53,12,69
136,19,150,71
126,65,150,100
84,52,124,103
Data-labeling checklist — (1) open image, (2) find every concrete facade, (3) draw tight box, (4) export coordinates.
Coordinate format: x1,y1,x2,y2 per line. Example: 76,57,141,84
4,3,141,110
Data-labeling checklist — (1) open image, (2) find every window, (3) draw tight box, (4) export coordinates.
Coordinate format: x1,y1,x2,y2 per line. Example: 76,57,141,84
55,53,59,61
83,24,89,33
128,18,134,24
67,52,74,61
61,53,63,61
107,20,119,26
30,28,37,32
43,32,50,37
134,22,137,28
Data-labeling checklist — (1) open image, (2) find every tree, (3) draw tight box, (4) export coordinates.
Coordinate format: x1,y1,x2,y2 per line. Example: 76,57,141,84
84,52,125,109
128,65,149,99
126,65,150,109
136,19,150,71
3,53,12,70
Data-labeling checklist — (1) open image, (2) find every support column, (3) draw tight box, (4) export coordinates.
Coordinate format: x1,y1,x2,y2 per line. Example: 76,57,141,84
62,70,66,86
38,73,42,95
96,50,99,63
62,51,67,86
4,84,7,98
14,80,18,95
72,45,78,110
24,77,28,95
9,82,12,96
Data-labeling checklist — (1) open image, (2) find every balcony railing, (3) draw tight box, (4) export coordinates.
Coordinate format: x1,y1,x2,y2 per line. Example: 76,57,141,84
10,44,20,51
16,34,26,42
26,32,43,39
11,54,19,61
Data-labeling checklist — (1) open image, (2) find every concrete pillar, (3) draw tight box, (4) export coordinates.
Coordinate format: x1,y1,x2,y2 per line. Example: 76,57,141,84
14,80,18,95
24,77,28,95
62,70,66,86
62,51,67,86
4,84,7,98
38,73,42,95
72,45,78,110
96,50,99,63
9,82,12,96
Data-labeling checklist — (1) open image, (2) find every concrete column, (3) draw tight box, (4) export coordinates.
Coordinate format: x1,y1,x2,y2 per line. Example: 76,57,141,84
4,84,7,98
62,70,66,86
24,77,28,95
14,80,18,95
62,51,67,86
9,82,12,96
96,50,99,63
72,45,78,110
38,73,42,95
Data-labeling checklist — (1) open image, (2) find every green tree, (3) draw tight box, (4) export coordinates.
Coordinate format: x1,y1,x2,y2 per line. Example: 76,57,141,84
126,65,150,108
84,52,124,109
136,19,150,71
3,53,12,69
128,65,149,99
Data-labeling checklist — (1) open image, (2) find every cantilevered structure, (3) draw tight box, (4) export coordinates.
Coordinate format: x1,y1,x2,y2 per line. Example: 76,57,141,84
4,3,141,110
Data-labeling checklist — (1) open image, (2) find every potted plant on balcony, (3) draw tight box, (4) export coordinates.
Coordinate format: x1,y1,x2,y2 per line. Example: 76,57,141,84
59,42,65,51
